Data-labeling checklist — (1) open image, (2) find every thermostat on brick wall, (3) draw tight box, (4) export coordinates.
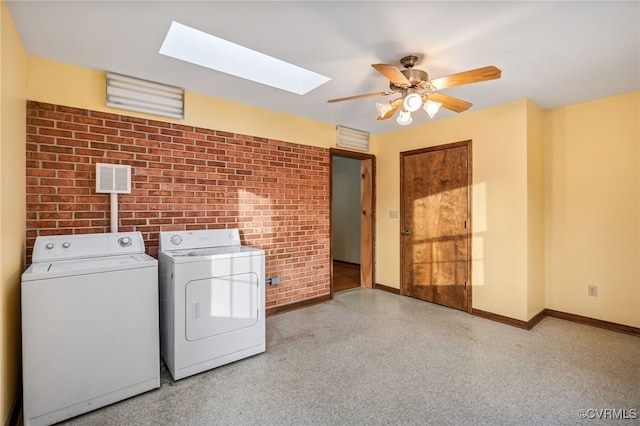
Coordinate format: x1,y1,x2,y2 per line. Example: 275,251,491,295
96,163,131,194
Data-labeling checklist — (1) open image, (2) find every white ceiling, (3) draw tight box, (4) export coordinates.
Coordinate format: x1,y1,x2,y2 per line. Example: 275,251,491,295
7,1,640,135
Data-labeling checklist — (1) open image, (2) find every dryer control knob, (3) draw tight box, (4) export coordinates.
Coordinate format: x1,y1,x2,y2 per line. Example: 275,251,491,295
62,242,71,249
45,243,54,250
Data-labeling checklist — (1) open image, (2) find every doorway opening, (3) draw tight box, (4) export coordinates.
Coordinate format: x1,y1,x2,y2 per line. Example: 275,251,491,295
330,148,375,296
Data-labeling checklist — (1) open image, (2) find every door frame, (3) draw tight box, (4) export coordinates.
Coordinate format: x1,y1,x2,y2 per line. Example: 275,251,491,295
399,140,473,313
329,148,376,297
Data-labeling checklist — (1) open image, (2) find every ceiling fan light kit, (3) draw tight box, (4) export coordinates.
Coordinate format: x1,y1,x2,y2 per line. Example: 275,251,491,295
396,92,443,124
328,55,502,126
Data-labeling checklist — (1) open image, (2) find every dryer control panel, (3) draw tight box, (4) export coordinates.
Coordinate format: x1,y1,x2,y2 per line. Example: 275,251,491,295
159,229,240,251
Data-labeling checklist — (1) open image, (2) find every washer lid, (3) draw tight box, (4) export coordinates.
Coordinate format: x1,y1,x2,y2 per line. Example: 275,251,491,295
22,253,157,281
160,245,264,263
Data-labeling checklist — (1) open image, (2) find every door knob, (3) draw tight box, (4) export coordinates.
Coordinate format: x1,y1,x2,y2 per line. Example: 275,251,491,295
402,230,411,236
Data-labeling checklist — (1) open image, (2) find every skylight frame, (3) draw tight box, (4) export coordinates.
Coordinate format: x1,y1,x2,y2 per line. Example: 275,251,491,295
159,21,331,95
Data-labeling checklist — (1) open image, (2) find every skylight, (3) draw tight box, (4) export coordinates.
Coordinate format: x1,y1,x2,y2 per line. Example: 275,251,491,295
159,21,331,95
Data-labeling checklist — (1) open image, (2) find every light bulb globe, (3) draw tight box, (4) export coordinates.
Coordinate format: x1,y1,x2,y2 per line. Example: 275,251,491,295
397,110,413,126
423,100,442,118
403,93,423,112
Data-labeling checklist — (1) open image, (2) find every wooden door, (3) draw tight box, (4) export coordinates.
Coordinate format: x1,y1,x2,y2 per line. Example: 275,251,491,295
360,158,373,288
400,141,471,311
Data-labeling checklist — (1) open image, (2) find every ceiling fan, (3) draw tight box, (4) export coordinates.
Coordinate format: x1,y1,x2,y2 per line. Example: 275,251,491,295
327,55,501,125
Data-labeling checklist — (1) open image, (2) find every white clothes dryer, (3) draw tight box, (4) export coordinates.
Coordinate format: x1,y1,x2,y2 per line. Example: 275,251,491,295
158,228,266,380
21,232,159,426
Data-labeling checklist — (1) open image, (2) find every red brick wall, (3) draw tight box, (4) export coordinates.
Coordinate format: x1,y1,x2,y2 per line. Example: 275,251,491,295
25,101,331,309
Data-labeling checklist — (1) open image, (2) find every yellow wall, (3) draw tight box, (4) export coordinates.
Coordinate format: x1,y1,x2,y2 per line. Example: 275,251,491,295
374,93,639,326
526,100,546,319
376,100,532,321
1,1,27,422
545,92,640,328
27,56,336,149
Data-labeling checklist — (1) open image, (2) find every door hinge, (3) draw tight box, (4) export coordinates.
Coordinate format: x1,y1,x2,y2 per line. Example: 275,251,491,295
464,281,468,289
464,220,467,229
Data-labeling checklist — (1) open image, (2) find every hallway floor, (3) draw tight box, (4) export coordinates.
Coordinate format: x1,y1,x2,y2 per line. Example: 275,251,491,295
332,260,360,292
48,288,639,425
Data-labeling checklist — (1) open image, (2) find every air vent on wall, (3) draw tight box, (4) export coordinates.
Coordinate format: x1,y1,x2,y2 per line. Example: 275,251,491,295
106,72,184,119
95,163,131,234
96,163,131,194
336,125,370,152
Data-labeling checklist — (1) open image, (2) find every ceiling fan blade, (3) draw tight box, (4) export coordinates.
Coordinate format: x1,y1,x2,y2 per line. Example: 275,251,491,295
372,64,411,86
427,92,473,113
429,66,501,90
377,98,403,120
327,91,393,103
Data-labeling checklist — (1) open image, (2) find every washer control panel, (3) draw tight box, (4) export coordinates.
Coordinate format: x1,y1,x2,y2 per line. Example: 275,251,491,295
32,232,146,262
118,236,132,247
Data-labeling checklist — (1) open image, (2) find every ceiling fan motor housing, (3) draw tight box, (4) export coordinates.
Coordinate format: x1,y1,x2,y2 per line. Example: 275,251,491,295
390,68,429,92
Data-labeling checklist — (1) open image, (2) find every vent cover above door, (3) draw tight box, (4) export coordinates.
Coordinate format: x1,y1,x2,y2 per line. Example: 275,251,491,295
336,125,369,152
96,163,131,194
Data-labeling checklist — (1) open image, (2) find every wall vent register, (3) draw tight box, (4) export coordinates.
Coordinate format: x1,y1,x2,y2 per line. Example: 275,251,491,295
336,125,370,152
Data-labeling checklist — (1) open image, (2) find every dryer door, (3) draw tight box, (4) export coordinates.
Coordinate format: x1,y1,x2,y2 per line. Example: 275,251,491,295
185,272,259,341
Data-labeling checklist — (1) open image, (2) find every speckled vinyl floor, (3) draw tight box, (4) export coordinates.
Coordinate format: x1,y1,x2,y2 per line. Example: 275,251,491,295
45,288,640,425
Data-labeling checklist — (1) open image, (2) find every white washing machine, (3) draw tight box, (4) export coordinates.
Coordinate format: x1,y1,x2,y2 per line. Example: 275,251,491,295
158,228,265,380
21,232,160,426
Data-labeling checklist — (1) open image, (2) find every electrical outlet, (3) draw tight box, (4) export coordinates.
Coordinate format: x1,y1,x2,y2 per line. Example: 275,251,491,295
588,285,598,297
